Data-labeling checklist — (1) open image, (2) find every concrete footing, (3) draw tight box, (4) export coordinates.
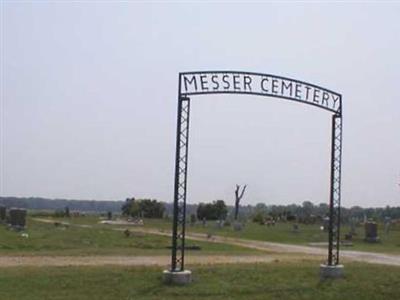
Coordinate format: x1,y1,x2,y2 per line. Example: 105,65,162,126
163,270,192,285
320,264,344,279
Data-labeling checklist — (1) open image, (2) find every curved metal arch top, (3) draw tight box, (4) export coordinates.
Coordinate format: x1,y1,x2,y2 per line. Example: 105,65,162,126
179,71,342,115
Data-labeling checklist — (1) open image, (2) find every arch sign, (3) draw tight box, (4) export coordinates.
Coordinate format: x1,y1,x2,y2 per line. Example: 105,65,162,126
165,71,343,283
181,71,341,114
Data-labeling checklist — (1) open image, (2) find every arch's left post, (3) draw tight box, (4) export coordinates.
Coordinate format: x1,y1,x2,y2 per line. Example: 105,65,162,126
163,85,192,284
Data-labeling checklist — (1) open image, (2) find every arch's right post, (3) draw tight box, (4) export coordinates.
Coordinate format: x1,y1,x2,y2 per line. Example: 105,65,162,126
321,113,343,279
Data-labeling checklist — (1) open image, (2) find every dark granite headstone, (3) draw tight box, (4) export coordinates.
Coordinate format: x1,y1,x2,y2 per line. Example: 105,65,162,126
9,208,27,229
364,221,379,242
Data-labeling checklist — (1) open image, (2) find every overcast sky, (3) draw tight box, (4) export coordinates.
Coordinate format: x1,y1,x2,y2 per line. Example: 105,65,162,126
1,2,399,208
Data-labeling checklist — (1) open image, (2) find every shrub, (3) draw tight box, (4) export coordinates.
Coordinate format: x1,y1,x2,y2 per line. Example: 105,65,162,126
252,212,265,225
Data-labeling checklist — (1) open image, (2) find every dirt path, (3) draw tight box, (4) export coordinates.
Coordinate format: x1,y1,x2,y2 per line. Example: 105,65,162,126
0,255,298,268
126,227,400,267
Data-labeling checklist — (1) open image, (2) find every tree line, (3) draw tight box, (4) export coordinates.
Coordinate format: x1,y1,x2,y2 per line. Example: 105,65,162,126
2,196,399,222
0,197,123,212
122,198,165,218
193,200,400,223
245,201,400,223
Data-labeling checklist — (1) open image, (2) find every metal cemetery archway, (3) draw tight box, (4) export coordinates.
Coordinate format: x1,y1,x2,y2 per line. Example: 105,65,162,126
169,71,343,273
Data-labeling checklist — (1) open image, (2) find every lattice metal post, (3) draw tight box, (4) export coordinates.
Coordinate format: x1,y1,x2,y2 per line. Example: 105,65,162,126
328,114,343,266
170,93,191,272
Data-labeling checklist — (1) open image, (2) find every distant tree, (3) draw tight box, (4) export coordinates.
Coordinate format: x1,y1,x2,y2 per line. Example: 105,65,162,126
317,203,329,216
139,199,165,218
214,200,228,220
254,203,268,214
302,201,314,217
196,203,207,220
122,198,135,216
252,212,265,224
197,200,227,221
234,184,247,220
130,200,141,217
121,198,164,219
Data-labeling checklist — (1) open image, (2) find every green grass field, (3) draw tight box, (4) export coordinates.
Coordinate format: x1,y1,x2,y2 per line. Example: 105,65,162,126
143,218,400,254
0,218,261,256
0,215,399,299
0,262,399,300
26,215,400,254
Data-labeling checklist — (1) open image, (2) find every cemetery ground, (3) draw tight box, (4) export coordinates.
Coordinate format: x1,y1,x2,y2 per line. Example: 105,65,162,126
141,218,400,254
0,217,262,256
25,215,400,255
0,215,399,299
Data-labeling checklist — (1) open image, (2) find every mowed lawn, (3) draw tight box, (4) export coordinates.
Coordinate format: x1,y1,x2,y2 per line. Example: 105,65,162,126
12,215,400,254
142,218,400,254
0,217,261,256
0,262,399,300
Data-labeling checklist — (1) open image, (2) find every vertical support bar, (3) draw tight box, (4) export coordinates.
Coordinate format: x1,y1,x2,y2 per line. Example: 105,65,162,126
170,89,191,272
171,98,182,271
328,114,343,266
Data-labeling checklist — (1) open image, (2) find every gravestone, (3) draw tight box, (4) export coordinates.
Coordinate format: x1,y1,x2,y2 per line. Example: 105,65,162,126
292,224,300,233
364,221,379,243
344,233,353,241
233,222,243,231
9,208,27,229
266,220,275,227
0,206,6,222
384,217,391,234
214,219,224,229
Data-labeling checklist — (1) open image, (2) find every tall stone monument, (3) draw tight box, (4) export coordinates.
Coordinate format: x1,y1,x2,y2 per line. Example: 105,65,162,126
9,208,27,229
364,221,379,243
